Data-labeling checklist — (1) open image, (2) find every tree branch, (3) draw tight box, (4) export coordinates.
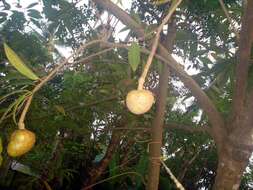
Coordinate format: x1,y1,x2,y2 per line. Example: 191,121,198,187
157,46,225,144
92,0,145,38
161,160,185,190
137,0,182,90
231,1,253,128
164,123,211,134
147,21,177,190
18,40,103,129
92,0,226,148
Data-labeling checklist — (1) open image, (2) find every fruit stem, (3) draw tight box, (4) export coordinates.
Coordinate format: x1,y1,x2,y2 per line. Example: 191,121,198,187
18,95,33,129
18,122,25,130
137,0,182,89
138,77,145,90
17,39,103,129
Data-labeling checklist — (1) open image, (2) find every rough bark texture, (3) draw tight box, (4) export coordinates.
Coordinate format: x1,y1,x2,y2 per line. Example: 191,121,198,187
214,142,251,190
212,3,253,188
231,0,253,127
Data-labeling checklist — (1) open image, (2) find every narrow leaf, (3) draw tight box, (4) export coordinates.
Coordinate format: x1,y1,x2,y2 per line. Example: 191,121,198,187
128,42,140,72
135,153,148,188
4,43,39,80
0,100,17,124
27,9,42,19
26,2,39,9
119,26,129,33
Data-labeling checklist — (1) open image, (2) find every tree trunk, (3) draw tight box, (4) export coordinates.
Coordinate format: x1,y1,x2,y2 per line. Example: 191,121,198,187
213,143,251,190
147,23,176,190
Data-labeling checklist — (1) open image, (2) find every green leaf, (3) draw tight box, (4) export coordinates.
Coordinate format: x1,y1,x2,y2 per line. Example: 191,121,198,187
26,2,39,9
128,42,140,72
27,9,43,19
11,162,39,177
30,18,42,29
135,153,148,188
159,176,173,190
0,12,7,23
0,89,29,104
54,105,66,116
119,26,129,33
4,43,39,80
109,154,119,177
109,153,119,186
0,12,8,17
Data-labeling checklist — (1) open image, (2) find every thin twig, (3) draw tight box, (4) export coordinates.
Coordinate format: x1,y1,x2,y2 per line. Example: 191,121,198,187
74,47,114,64
83,172,146,190
218,0,240,40
161,159,185,190
137,0,182,90
18,39,103,129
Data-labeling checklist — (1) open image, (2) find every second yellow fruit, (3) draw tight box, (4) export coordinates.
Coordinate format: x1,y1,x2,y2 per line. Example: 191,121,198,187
7,129,36,157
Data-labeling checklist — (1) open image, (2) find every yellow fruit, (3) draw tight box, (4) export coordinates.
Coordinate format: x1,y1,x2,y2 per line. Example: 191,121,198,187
7,129,36,157
126,89,155,115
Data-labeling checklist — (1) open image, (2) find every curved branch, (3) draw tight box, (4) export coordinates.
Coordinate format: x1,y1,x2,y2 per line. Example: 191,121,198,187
18,40,103,129
165,123,211,134
92,0,226,147
157,45,225,145
92,0,145,38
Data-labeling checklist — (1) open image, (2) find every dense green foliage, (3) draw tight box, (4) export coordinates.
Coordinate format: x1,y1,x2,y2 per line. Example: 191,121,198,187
0,0,252,190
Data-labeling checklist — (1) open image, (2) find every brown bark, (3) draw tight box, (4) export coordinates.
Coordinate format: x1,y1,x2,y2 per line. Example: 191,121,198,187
213,142,251,190
215,89,253,189
147,24,176,190
231,0,253,129
213,3,253,187
147,64,170,190
82,129,122,190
